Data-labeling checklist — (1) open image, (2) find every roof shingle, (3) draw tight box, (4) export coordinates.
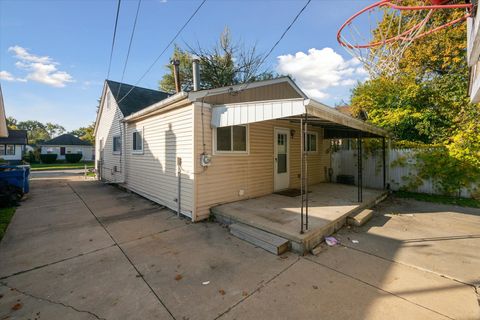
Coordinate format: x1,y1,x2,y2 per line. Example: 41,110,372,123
106,80,171,117
41,133,92,146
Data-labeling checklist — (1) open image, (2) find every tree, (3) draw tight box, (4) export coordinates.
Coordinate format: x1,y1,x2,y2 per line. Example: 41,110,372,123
45,123,65,138
70,122,95,145
350,5,480,192
6,117,17,129
159,27,277,92
16,120,50,144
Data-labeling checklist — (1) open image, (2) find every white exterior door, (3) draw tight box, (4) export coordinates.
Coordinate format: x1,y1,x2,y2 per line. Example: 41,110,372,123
274,128,289,191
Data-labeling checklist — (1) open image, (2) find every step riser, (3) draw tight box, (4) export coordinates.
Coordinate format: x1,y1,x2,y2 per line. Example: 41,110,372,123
229,223,289,255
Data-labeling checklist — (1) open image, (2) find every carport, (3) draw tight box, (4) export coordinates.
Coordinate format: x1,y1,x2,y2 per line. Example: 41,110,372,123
211,98,390,253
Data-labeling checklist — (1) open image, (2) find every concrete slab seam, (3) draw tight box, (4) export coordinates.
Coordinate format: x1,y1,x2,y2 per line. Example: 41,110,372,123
213,257,301,320
339,243,479,290
0,282,105,320
67,183,177,320
303,256,455,320
0,244,117,281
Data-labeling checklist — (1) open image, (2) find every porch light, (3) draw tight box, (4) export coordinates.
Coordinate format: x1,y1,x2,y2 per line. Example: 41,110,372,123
290,129,296,139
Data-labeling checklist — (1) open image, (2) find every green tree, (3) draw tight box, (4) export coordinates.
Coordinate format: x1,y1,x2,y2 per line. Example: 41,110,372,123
45,122,65,138
6,117,17,129
70,122,95,145
16,120,50,144
160,27,277,92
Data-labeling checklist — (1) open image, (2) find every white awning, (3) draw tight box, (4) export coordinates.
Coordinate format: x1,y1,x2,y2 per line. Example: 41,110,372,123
211,98,306,128
211,98,389,138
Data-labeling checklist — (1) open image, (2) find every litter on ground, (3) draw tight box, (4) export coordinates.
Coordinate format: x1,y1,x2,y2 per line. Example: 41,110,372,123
325,236,339,246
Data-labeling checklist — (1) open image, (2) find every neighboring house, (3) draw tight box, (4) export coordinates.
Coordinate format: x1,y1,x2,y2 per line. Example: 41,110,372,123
0,129,28,164
95,77,388,222
40,134,94,161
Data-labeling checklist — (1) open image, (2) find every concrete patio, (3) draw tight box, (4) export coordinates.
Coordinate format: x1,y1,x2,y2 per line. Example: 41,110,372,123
0,173,478,319
212,183,387,253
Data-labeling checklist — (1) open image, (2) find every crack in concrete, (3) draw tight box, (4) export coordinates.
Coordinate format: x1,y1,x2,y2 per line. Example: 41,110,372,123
0,244,116,281
214,256,301,320
304,256,456,320
0,282,105,320
339,242,480,294
68,183,177,320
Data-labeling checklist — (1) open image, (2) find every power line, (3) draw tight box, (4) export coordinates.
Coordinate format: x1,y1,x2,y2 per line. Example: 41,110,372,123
107,0,122,80
261,0,312,67
116,0,142,99
117,0,207,104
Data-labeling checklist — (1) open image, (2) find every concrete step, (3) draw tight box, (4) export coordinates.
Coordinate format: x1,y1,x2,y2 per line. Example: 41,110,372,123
348,209,374,227
229,223,290,255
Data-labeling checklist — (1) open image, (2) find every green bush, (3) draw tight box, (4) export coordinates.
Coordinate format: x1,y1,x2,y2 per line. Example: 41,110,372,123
65,153,82,163
40,154,58,164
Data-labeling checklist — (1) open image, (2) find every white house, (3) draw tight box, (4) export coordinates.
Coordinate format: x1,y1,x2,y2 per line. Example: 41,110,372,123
0,129,28,164
95,77,388,219
40,133,94,161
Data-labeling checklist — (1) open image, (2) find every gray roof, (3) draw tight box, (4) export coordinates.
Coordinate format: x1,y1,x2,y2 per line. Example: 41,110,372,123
0,129,27,145
106,80,171,117
41,133,92,146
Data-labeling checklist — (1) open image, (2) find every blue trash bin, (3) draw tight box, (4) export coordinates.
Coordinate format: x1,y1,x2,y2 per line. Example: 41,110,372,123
0,165,30,196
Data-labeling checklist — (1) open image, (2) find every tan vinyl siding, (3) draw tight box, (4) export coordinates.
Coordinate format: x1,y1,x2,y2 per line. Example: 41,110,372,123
202,82,303,105
125,103,194,216
193,104,331,221
95,88,124,183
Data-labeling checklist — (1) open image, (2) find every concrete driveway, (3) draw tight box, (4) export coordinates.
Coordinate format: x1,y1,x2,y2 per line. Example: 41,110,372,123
0,174,479,320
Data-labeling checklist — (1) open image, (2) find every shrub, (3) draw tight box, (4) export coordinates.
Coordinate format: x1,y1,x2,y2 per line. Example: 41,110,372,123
65,153,83,163
40,154,58,164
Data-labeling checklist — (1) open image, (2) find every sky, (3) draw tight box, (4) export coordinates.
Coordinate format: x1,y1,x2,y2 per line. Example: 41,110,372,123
0,0,371,131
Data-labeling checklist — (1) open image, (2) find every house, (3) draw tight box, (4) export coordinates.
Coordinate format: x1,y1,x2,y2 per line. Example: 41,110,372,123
96,75,388,212
0,129,28,164
40,134,94,161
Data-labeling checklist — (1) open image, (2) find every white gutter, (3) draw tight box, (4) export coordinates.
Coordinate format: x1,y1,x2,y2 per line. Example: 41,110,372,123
123,91,189,122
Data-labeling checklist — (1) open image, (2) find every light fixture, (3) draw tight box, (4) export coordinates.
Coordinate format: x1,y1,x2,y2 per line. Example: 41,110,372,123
290,129,296,139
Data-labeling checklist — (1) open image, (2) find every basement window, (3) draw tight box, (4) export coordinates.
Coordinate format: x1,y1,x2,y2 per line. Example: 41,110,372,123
132,130,143,154
215,125,248,153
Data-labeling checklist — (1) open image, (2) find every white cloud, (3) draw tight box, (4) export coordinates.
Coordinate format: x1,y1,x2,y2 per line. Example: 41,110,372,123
5,45,73,87
0,71,15,81
276,48,366,101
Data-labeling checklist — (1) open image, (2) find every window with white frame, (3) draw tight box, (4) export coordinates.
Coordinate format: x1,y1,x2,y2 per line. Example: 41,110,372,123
0,145,5,155
215,125,247,153
132,130,143,153
113,136,122,154
304,132,318,152
5,145,15,155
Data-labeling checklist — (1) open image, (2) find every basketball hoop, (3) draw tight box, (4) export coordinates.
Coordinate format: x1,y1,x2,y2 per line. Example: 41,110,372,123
337,0,474,78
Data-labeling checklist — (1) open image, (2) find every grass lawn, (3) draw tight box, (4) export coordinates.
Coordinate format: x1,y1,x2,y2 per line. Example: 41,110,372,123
29,161,94,171
395,191,480,208
0,207,16,241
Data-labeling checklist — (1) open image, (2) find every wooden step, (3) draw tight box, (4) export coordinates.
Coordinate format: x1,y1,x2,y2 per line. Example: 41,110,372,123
348,209,374,227
229,223,290,255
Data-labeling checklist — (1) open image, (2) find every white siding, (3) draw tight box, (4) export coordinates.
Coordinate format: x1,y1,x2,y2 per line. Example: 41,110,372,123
95,88,125,183
0,145,23,161
125,104,194,217
41,145,94,161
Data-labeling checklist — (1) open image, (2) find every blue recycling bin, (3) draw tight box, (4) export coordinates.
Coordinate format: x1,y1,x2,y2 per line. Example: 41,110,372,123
0,165,30,196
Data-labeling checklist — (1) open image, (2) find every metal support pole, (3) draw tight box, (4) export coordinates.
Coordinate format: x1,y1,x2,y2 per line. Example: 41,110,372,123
382,137,386,190
305,113,309,230
357,136,363,203
177,157,182,217
300,118,304,234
